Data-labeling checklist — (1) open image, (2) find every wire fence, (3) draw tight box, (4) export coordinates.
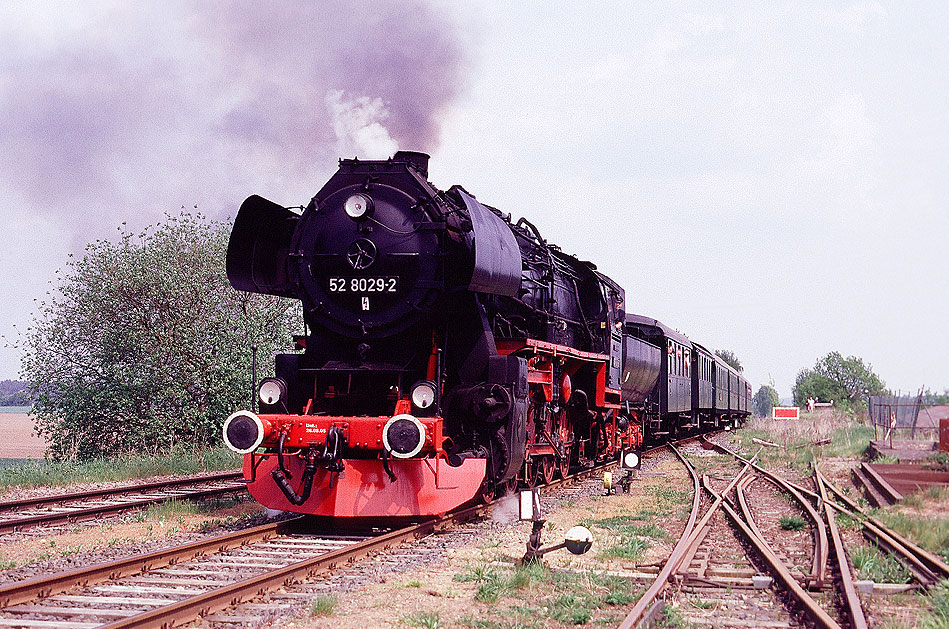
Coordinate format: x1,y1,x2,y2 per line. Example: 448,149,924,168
868,391,948,443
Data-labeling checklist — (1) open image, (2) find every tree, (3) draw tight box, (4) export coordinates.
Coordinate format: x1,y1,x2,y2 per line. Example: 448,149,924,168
792,351,886,409
715,349,743,373
18,213,299,459
753,384,779,417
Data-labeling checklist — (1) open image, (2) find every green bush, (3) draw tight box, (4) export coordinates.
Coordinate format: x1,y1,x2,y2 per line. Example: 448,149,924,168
17,213,299,460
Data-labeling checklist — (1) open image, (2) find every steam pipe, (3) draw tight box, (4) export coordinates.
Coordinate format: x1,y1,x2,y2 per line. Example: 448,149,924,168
271,447,318,506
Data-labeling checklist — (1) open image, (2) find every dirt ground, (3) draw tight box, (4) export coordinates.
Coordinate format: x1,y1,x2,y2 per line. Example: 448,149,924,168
283,457,692,629
0,413,47,459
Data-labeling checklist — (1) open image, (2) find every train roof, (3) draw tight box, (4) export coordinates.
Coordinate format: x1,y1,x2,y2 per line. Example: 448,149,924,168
691,342,714,358
624,313,692,346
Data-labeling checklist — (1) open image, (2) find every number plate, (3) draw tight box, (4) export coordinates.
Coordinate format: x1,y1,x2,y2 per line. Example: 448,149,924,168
328,277,399,294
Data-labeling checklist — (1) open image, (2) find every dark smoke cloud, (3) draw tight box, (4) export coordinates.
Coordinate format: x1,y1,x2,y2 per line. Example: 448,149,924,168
0,1,466,245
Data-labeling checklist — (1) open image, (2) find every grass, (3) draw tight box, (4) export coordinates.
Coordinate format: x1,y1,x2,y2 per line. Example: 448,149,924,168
0,445,241,490
144,499,200,521
600,535,651,561
657,604,687,627
779,515,807,531
580,509,669,562
402,611,443,628
850,545,912,583
871,510,949,561
647,484,693,511
453,562,641,626
310,594,337,617
580,515,668,540
733,413,874,472
919,579,949,629
928,452,949,471
124,494,259,534
835,512,859,530
575,486,684,563
453,565,507,603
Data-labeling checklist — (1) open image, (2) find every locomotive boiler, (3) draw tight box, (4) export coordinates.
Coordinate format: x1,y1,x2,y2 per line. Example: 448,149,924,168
221,151,749,520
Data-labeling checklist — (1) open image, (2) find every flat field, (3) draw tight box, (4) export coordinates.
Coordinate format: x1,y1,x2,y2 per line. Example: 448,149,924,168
0,412,46,459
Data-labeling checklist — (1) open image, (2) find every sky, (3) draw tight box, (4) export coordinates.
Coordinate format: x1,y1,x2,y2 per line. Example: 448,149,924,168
1,1,946,400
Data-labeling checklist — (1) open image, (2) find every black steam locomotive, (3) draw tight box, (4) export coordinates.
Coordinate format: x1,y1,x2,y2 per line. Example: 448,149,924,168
222,152,750,519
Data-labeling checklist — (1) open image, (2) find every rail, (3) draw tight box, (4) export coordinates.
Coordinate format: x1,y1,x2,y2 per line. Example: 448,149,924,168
711,474,840,629
0,471,245,533
706,437,949,585
0,444,630,627
701,437,830,588
619,442,754,628
814,467,868,629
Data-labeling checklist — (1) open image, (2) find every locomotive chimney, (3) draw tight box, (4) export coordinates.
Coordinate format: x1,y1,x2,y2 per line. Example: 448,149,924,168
393,151,429,178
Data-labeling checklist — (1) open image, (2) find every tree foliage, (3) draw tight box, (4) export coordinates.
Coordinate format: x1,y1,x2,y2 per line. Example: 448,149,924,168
714,349,743,373
18,213,299,460
792,351,886,409
921,388,949,406
753,384,779,417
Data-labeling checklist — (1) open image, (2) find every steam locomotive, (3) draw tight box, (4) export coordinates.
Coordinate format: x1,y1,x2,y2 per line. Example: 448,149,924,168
222,152,750,519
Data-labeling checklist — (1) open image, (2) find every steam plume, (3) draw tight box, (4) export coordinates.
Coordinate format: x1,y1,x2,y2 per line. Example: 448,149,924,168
0,1,466,246
325,90,399,159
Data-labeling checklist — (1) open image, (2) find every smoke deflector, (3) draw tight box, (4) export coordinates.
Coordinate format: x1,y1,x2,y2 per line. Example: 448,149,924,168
226,195,300,298
458,190,521,297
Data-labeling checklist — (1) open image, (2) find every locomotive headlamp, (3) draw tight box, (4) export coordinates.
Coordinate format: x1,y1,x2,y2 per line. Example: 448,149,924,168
344,193,373,219
382,414,426,458
222,410,267,454
410,380,437,410
258,377,287,406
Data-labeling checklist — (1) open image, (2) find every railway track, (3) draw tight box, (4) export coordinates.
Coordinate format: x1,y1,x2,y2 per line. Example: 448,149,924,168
619,443,827,628
0,471,245,534
0,447,633,628
0,512,488,628
706,439,949,584
660,437,949,629
621,439,852,628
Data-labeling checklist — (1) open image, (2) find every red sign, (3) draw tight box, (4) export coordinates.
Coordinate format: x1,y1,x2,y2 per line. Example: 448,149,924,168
773,406,800,420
